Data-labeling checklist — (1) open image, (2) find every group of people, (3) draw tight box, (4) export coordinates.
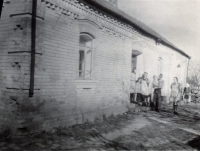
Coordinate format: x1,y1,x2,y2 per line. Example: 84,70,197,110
130,72,164,112
130,72,190,114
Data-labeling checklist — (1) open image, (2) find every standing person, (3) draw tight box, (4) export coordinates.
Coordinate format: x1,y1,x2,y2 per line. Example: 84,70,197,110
141,72,150,106
154,74,165,112
130,68,136,103
150,75,158,110
183,83,191,104
134,77,142,105
170,77,181,114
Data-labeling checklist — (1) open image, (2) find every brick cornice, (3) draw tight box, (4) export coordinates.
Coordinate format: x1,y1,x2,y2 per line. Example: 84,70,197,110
41,0,157,45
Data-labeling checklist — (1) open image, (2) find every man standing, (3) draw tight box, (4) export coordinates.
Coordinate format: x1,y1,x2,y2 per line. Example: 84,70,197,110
154,74,165,112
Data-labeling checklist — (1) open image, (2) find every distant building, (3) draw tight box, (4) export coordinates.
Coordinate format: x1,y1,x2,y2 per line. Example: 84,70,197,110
0,0,190,134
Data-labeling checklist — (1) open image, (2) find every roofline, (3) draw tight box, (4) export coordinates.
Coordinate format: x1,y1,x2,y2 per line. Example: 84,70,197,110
81,0,191,59
160,41,191,59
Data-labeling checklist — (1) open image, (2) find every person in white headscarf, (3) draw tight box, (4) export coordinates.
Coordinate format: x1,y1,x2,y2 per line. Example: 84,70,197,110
183,83,191,103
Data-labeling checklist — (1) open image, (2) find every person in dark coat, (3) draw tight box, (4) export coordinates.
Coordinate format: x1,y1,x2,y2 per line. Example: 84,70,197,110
153,74,165,112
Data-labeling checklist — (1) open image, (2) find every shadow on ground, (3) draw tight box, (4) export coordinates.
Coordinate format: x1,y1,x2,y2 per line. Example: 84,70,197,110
188,136,200,151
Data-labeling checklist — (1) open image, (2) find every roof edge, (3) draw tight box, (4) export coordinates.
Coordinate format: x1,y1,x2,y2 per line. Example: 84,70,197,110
161,40,191,59
81,0,191,59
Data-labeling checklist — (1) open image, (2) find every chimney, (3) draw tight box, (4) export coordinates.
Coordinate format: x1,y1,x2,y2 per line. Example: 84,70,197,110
105,0,118,7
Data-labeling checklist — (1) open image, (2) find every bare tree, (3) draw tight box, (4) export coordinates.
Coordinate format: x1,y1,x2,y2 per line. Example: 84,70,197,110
188,60,200,88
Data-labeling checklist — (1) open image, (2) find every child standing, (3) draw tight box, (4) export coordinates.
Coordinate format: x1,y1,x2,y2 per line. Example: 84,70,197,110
141,72,150,106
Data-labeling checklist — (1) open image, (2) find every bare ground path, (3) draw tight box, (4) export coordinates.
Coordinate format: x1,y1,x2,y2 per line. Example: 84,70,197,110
102,115,151,140
0,103,200,151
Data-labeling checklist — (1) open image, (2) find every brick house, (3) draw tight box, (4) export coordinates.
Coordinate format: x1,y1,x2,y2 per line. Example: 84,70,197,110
0,0,190,133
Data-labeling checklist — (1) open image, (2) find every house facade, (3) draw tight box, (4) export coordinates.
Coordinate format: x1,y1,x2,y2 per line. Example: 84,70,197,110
0,0,190,134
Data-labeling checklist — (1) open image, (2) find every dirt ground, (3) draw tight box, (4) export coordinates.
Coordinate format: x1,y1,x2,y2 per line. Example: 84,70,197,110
0,103,200,151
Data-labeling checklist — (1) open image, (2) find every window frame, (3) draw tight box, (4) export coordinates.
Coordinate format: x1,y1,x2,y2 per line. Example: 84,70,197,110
158,57,163,74
131,54,137,73
131,50,142,73
78,33,94,80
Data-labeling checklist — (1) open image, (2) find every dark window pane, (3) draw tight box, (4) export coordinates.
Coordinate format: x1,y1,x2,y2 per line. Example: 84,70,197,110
132,56,137,72
79,51,84,77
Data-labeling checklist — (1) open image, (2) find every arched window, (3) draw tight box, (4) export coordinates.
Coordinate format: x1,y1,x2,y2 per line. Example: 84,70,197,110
79,33,93,79
158,57,163,74
177,64,181,83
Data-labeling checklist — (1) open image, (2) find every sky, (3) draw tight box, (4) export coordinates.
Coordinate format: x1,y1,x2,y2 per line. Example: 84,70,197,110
118,0,200,61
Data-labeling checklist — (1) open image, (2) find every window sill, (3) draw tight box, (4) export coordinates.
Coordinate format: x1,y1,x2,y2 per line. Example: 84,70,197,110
75,80,99,94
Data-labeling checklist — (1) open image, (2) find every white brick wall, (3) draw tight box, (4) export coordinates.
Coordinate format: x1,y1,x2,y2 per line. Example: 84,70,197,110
0,0,32,130
0,0,189,132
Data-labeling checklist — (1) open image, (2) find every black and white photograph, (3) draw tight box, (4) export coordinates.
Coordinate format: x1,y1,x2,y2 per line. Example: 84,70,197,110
0,0,200,150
